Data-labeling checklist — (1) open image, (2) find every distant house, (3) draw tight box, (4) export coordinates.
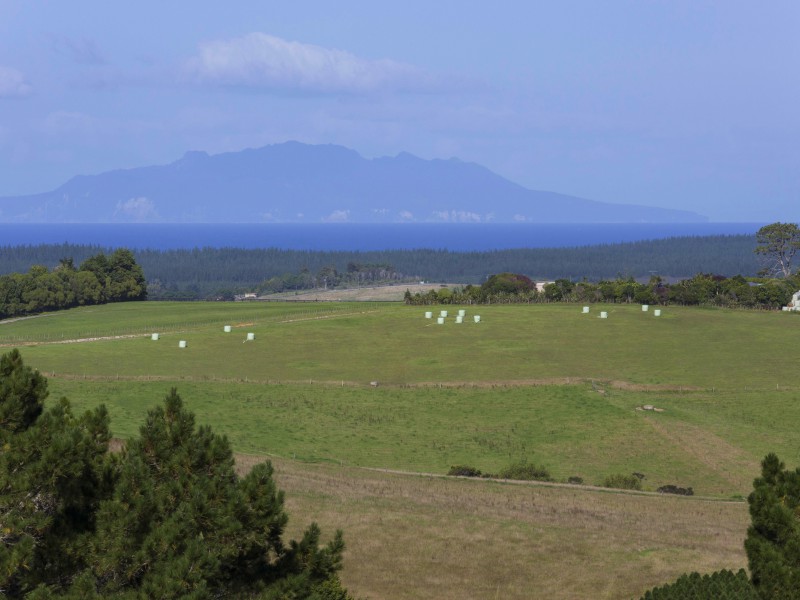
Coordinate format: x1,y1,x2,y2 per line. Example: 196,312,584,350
788,290,800,312
234,293,258,301
535,281,555,292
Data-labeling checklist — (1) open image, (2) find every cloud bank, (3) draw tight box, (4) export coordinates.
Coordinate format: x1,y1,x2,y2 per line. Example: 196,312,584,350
114,197,158,222
186,33,432,93
430,210,495,223
323,209,350,222
0,66,32,97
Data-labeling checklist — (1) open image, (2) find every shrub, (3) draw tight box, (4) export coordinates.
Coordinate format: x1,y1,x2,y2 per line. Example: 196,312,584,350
498,461,552,482
567,476,584,485
657,484,694,496
602,473,643,490
447,465,482,477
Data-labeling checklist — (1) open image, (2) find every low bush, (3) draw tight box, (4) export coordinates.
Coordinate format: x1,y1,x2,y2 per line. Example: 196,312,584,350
498,461,552,482
447,465,483,477
657,484,694,496
567,476,584,485
602,473,643,490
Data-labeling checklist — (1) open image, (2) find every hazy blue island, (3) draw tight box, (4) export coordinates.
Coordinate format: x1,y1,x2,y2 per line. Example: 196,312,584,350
0,141,706,224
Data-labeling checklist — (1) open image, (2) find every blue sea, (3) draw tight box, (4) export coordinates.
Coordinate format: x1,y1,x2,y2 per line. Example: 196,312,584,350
0,222,764,252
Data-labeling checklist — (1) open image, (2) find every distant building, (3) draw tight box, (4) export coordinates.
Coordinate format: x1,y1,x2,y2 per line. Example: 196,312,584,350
535,281,555,292
234,293,258,301
788,290,800,312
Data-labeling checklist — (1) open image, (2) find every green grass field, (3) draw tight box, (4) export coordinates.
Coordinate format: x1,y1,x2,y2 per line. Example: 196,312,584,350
38,380,798,498
4,301,798,389
2,301,799,598
3,301,799,496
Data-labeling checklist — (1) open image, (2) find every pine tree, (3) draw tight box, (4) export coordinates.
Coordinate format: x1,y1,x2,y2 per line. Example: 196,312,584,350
89,388,348,598
0,352,351,599
639,569,758,599
0,350,111,597
0,349,47,435
745,453,800,599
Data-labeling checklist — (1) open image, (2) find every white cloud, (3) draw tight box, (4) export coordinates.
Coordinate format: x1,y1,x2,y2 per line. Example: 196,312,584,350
114,197,158,222
323,209,350,222
0,66,32,97
431,210,483,223
186,33,432,93
398,210,414,221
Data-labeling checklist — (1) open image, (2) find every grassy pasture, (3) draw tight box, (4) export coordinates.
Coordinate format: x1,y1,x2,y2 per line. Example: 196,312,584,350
41,379,799,498
3,301,799,389
3,300,799,495
2,301,799,598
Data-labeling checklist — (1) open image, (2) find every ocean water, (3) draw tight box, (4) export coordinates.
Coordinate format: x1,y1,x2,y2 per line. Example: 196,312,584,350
0,222,763,252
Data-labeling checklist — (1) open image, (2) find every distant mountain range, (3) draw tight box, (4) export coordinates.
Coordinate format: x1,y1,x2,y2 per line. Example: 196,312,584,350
0,142,706,223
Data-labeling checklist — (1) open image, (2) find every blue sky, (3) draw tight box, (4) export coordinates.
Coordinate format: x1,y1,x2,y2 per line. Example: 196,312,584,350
1,1,797,221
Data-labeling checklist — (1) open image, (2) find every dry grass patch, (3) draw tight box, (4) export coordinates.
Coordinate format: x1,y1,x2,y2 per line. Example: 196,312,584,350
236,455,749,600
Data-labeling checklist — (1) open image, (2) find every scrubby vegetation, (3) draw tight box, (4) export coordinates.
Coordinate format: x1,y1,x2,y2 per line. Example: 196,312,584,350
497,461,552,482
602,473,644,491
448,466,696,495
657,484,694,496
447,461,552,482
446,465,484,477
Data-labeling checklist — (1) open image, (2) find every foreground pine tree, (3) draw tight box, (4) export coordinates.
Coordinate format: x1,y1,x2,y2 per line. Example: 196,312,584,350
639,569,758,599
745,453,800,600
0,350,350,599
0,349,112,597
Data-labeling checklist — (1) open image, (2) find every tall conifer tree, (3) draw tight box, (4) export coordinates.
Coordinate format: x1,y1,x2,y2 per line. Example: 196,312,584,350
0,352,350,599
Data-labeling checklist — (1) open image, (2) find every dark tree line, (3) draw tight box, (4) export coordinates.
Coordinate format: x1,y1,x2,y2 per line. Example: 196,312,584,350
405,272,800,310
0,249,146,319
0,239,794,308
0,235,760,300
258,262,407,295
0,350,351,599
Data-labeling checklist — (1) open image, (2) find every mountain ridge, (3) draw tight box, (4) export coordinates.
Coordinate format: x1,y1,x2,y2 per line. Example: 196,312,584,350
0,141,707,223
